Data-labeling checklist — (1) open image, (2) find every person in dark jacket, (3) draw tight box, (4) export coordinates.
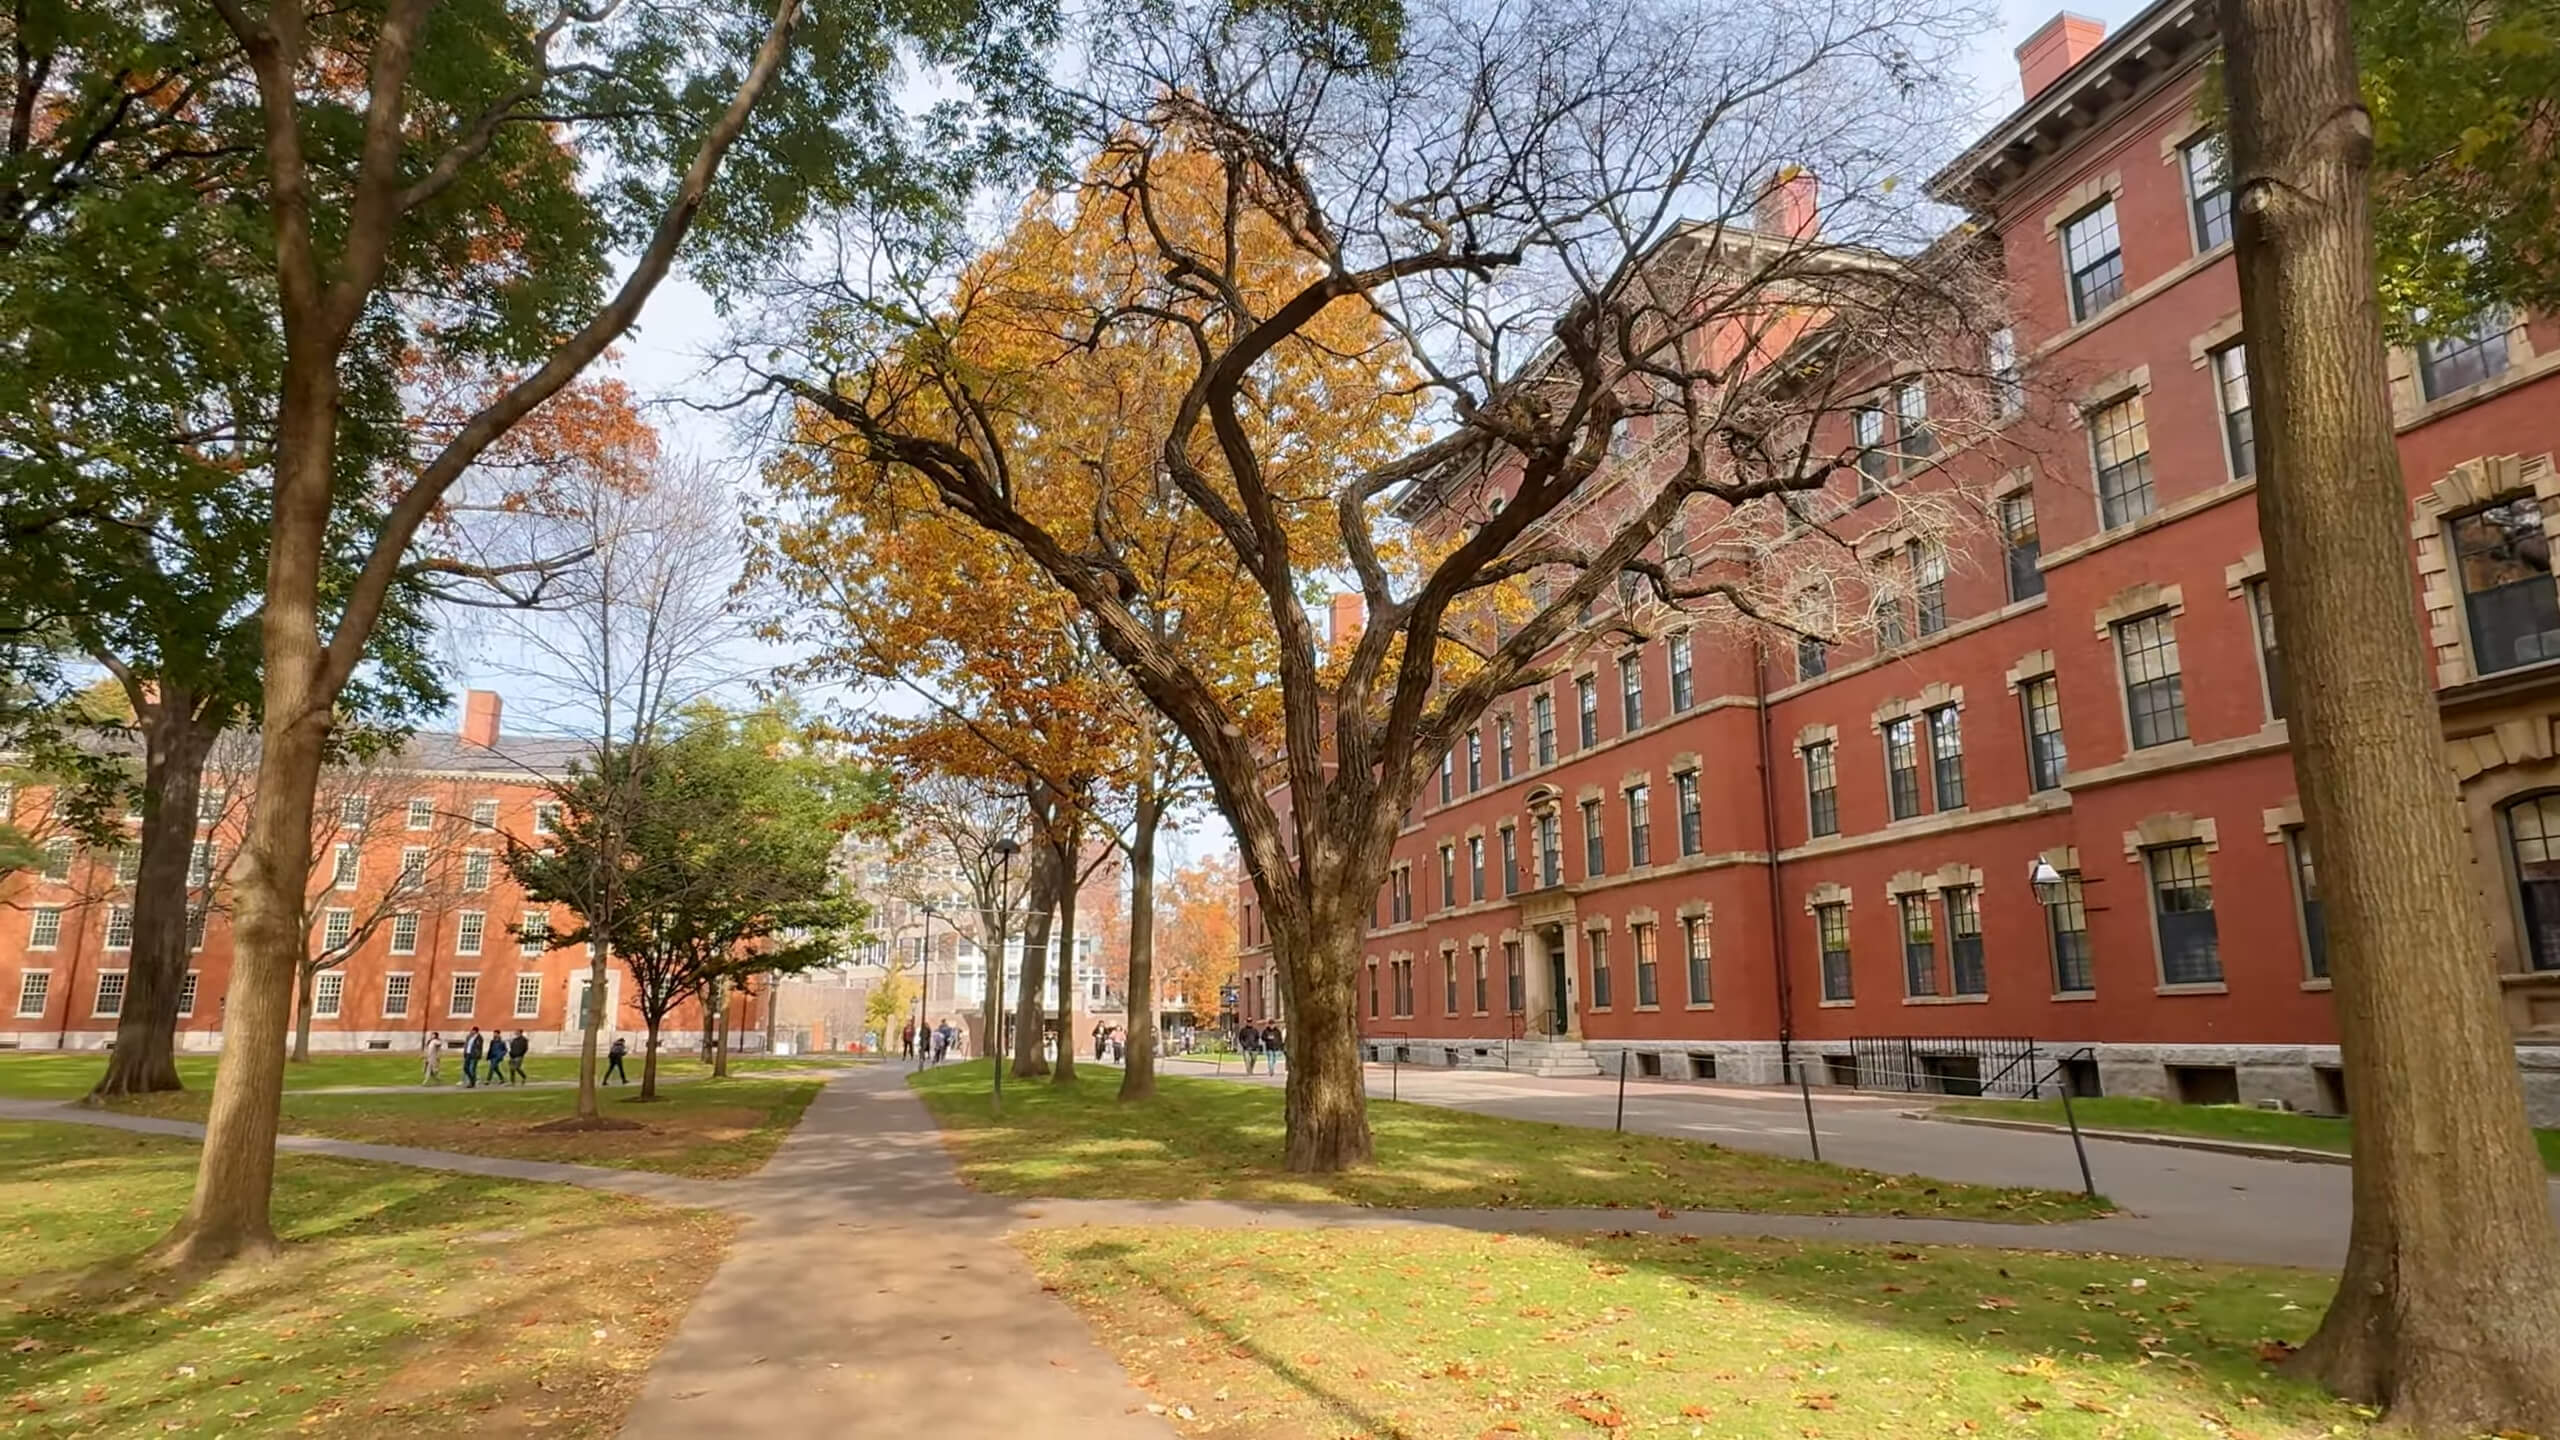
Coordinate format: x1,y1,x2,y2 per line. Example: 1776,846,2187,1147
604,1035,629,1085
507,1030,530,1084
462,1027,486,1088
1238,1020,1263,1075
1260,1021,1284,1072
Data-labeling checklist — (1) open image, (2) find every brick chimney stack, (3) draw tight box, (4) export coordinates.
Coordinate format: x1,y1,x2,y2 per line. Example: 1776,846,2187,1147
1751,167,1820,240
459,690,503,749
2015,13,2107,101
1328,593,1365,656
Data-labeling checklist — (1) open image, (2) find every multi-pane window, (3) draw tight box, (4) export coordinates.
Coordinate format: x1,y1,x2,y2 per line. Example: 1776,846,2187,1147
384,972,414,1018
322,907,354,952
1927,705,1965,810
471,798,498,831
1683,914,1711,1003
2022,676,2068,790
464,850,492,891
2148,842,2222,984
2247,580,2286,720
1466,732,1483,791
1668,635,1694,711
515,973,543,1018
105,904,134,950
2062,199,2124,320
1874,592,1907,651
1365,962,1381,1020
1588,929,1612,1008
1911,542,1946,636
1900,893,1938,997
2049,868,2094,993
1497,715,1516,780
1804,742,1839,837
1473,943,1489,1012
519,910,550,955
1675,771,1702,856
1580,797,1605,877
390,911,420,955
1797,633,1828,681
2214,343,2255,478
1500,827,1519,896
1619,652,1644,731
15,969,48,1017
1988,327,2023,418
406,797,435,830
533,801,563,835
27,906,62,951
1816,903,1853,1001
93,970,127,1018
2181,134,2232,251
186,904,208,951
1505,938,1526,1012
1467,836,1485,902
1393,957,1414,1017
456,910,486,955
2117,611,2189,748
1945,885,1986,995
1391,866,1413,923
398,845,428,888
187,840,215,888
2451,497,2560,675
196,786,223,821
40,836,73,882
2420,309,2511,400
313,971,345,1019
331,842,359,889
338,794,370,827
1533,694,1556,765
1440,750,1454,804
1883,717,1923,820
177,970,198,1016
1439,843,1457,910
2091,393,2155,529
448,972,479,1017
1633,923,1659,1006
1576,676,1599,748
2506,794,2560,972
1626,784,1652,867
2002,494,2043,601
1894,380,1934,461
1854,406,1888,492
1537,811,1563,888
114,846,140,885
2288,829,2328,980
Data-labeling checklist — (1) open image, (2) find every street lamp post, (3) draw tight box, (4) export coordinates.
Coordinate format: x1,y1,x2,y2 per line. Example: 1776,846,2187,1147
915,903,938,1074
991,838,1019,1112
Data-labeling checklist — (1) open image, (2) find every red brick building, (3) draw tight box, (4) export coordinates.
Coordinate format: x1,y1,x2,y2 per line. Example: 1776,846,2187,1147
1239,0,2560,1119
1,690,762,1055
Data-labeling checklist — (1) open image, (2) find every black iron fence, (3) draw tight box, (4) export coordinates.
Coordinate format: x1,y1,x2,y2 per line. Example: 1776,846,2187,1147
1841,1035,2048,1098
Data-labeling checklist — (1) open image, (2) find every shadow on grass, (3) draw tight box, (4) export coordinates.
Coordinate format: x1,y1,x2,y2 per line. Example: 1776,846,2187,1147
911,1066,2100,1221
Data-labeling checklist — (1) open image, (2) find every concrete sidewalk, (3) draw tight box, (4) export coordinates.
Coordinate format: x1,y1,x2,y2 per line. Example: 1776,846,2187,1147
614,1065,1177,1440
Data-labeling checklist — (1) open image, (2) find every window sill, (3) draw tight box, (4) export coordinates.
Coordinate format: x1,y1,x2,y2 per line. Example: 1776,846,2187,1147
1683,1001,1715,1011
2301,978,2333,992
2500,970,2560,987
1633,1004,1661,1012
2050,990,2096,1002
2154,982,2230,996
1901,993,1990,1006
1817,997,1856,1008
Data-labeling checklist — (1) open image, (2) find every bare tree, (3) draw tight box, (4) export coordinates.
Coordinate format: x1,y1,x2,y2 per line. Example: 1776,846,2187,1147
895,773,1033,1072
476,457,751,1122
2218,0,2560,1427
283,758,477,1063
764,0,2001,1168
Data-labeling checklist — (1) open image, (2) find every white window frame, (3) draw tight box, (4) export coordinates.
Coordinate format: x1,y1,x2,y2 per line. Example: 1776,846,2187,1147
104,904,134,950
91,969,127,1018
177,970,199,1018
389,911,421,955
27,906,63,952
338,794,370,827
398,844,428,888
40,836,74,882
187,839,216,888
463,849,493,892
519,910,550,955
533,802,563,836
470,798,499,831
383,971,414,1018
448,972,480,1018
405,797,435,830
514,973,544,1018
456,910,486,956
312,970,345,1019
14,969,50,1018
331,842,360,890
322,906,355,953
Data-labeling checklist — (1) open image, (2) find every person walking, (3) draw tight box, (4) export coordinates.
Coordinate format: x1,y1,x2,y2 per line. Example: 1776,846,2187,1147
507,1030,530,1084
461,1027,485,1088
604,1035,628,1085
1092,1021,1108,1063
932,1019,952,1065
422,1031,445,1085
1238,1020,1262,1075
901,1017,916,1059
1109,1026,1125,1063
1261,1020,1284,1074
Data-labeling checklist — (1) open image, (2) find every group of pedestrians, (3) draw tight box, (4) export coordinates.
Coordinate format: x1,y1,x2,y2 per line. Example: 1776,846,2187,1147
1237,1019,1285,1074
418,1027,531,1087
902,1016,964,1065
1089,1022,1131,1063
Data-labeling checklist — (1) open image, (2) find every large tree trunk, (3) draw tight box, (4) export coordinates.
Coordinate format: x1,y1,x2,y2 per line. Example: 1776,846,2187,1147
1277,898,1373,1171
1011,846,1059,1078
1052,843,1078,1085
291,963,317,1064
157,693,331,1265
1118,779,1161,1102
2221,0,2560,1429
89,698,217,1100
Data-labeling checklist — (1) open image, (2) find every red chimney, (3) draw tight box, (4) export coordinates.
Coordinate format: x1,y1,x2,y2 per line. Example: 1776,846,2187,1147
1752,167,1819,240
2016,13,2107,101
1328,593,1365,655
459,690,503,749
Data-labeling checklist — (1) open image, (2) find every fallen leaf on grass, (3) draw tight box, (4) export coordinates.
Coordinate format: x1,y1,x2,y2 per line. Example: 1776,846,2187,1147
2255,1339,2297,1364
1798,1393,1837,1411
1679,1404,1712,1418
2013,1398,2044,1413
1563,1396,1626,1427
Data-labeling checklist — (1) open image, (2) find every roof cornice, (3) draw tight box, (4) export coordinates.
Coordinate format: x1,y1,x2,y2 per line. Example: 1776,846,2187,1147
1930,0,2216,207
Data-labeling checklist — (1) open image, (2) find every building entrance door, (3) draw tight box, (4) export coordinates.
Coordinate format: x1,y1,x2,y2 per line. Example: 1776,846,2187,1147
1544,927,1569,1035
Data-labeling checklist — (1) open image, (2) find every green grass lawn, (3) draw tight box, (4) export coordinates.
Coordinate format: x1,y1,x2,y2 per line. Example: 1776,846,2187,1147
0,1048,765,1100
909,1066,2106,1221
1020,1226,2368,1439
0,1120,733,1438
108,1076,823,1178
1937,1095,2560,1173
